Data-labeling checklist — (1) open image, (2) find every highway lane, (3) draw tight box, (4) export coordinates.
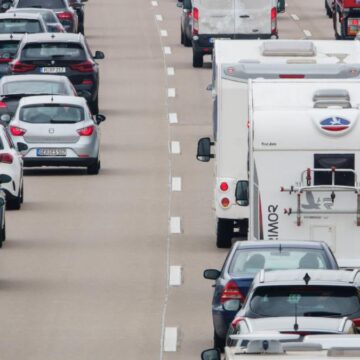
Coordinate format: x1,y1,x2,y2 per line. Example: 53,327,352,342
0,0,338,359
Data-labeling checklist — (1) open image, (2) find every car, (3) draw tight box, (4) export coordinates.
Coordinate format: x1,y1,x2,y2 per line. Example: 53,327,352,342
12,0,79,33
68,0,85,34
9,95,106,174
0,74,77,119
0,173,13,246
7,8,65,32
203,240,339,351
178,0,192,47
10,33,104,114
0,33,23,79
0,12,47,34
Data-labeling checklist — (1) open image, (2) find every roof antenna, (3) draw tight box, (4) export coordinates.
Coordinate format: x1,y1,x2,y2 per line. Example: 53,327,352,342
293,303,299,331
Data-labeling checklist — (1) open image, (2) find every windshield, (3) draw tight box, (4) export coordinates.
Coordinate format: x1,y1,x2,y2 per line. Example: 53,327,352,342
17,0,65,9
21,42,86,61
228,248,330,276
20,104,84,123
3,81,65,95
250,285,360,317
0,19,42,34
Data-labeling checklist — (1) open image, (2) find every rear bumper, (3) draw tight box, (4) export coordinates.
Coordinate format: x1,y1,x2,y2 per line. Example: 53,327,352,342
23,157,97,167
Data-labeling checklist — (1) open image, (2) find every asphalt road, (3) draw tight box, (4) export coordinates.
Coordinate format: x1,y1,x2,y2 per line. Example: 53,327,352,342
0,1,335,359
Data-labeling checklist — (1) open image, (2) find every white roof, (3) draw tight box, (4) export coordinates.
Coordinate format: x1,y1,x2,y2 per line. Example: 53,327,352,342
0,12,42,21
18,95,85,107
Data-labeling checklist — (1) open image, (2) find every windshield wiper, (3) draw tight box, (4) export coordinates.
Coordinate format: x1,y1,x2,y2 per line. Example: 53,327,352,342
303,311,342,317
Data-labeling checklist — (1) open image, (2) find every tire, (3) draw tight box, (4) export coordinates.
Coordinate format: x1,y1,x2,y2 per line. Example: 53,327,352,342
333,8,344,39
216,218,233,248
184,34,192,47
0,220,5,246
87,159,100,175
7,190,21,210
214,331,225,353
192,50,203,68
181,27,185,45
20,183,24,204
90,95,99,115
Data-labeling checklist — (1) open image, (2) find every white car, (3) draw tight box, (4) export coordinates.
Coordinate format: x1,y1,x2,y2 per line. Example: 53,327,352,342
0,124,23,210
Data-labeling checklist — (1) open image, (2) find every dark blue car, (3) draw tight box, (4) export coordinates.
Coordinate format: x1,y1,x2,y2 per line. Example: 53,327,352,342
203,240,339,350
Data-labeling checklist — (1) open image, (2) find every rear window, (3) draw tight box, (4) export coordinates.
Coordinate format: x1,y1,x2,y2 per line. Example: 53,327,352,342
0,19,42,34
17,0,65,9
228,248,329,276
250,285,360,317
21,42,86,61
3,81,65,95
0,41,20,60
20,104,84,123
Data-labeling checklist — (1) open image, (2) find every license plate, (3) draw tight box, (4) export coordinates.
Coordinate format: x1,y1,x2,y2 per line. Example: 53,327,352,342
40,67,66,74
36,148,66,156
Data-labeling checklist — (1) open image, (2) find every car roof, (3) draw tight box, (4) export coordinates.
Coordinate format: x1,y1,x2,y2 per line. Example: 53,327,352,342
21,32,82,43
0,12,43,20
0,33,23,41
18,95,86,107
234,240,327,250
0,74,69,84
8,8,54,14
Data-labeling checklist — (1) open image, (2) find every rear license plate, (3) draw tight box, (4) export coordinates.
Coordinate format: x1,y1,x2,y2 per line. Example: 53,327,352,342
36,148,66,156
40,67,66,74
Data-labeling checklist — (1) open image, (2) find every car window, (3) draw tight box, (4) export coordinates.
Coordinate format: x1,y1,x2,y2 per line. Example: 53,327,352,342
250,285,360,317
3,81,65,95
21,42,86,61
20,104,84,123
0,41,20,60
0,19,42,34
228,248,329,276
17,0,65,9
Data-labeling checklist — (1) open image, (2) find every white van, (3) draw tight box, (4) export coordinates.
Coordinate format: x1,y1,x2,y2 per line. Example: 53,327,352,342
197,40,360,249
191,0,278,67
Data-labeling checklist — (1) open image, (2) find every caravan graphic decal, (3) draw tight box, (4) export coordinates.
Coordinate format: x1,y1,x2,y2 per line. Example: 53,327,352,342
320,117,350,132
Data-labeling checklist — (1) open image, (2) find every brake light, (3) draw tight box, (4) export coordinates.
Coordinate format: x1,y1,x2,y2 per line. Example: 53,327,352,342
352,19,359,26
11,61,36,73
231,316,245,329
0,153,13,164
279,74,305,79
352,318,360,330
221,197,230,208
10,126,26,136
193,7,199,35
220,281,245,304
0,58,11,63
271,7,277,34
57,12,73,21
77,125,94,136
82,79,93,85
220,182,229,192
0,101,7,109
70,61,94,73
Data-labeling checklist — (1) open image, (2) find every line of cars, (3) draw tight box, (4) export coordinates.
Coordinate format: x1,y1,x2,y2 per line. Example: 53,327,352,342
174,1,360,359
0,0,106,247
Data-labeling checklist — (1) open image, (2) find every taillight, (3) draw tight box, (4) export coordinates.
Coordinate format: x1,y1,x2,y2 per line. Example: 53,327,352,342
193,7,199,35
70,61,94,73
271,7,277,34
220,281,245,304
0,58,11,63
352,318,360,331
230,316,245,329
0,153,13,164
221,197,230,208
0,101,7,108
10,126,26,136
57,11,73,21
11,61,36,73
82,79,93,85
279,74,305,79
77,125,94,136
220,182,229,192
347,18,360,36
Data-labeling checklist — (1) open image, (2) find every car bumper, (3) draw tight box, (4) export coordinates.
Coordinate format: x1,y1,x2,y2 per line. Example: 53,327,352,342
23,157,97,167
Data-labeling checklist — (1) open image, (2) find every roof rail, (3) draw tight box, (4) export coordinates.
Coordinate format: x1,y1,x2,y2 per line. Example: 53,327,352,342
349,268,360,284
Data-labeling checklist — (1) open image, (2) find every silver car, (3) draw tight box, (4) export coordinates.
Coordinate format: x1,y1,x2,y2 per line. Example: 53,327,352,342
8,95,106,174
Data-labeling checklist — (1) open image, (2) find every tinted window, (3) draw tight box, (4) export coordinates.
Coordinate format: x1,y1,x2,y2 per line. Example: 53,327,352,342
250,285,360,317
20,104,84,123
228,248,329,276
17,0,65,9
183,0,192,9
0,41,20,60
3,81,65,95
0,19,42,34
21,42,86,61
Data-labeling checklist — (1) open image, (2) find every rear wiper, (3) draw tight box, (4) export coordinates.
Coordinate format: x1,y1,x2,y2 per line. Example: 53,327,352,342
303,311,342,317
51,55,66,59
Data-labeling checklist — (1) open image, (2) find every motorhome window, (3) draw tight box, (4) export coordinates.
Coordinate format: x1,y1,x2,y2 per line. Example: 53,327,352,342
314,154,355,186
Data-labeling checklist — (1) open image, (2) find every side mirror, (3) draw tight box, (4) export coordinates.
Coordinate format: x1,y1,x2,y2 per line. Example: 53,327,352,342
235,181,249,206
201,348,221,360
197,137,214,162
95,114,106,124
17,142,28,153
0,174,12,184
176,2,183,8
0,114,10,123
94,50,105,60
203,269,221,280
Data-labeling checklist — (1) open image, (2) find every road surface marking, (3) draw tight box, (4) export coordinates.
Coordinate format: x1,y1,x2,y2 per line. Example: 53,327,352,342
171,141,181,154
169,113,178,124
151,1,158,6
164,327,178,352
169,266,182,286
156,14,163,21
167,67,175,76
170,217,181,234
303,29,312,37
171,177,182,192
291,14,300,21
164,46,172,55
168,88,176,98
160,30,168,37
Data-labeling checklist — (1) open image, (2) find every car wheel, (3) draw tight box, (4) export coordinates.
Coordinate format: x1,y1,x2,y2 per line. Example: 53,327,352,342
192,50,203,68
214,331,225,353
7,191,21,210
0,220,5,246
216,218,233,248
87,160,100,175
184,34,192,47
90,95,99,115
181,27,185,45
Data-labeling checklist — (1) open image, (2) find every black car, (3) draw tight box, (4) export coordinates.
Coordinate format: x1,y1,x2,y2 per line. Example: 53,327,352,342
68,0,86,34
10,33,104,113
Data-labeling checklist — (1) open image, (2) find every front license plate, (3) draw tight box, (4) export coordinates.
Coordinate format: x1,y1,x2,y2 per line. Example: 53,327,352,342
40,67,66,74
37,148,66,156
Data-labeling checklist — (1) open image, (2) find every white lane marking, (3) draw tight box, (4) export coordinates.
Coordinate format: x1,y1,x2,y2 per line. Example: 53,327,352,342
303,29,312,37
156,14,163,21
169,266,182,286
151,0,158,6
170,217,181,234
164,327,178,352
160,29,168,37
167,67,175,76
169,113,178,124
164,46,172,55
171,141,181,154
171,177,182,192
291,14,300,21
167,88,176,98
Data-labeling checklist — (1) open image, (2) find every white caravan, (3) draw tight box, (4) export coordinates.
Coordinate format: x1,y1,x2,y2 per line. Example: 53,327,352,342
197,39,360,249
247,79,360,268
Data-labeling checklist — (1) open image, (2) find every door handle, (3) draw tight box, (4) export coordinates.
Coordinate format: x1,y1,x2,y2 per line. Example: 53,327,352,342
239,15,250,18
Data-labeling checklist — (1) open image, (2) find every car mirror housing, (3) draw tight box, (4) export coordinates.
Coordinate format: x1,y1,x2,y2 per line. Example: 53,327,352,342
0,114,10,124
197,137,214,162
94,51,105,60
95,114,106,124
0,174,12,184
203,269,221,280
17,142,28,153
235,181,249,206
201,348,221,360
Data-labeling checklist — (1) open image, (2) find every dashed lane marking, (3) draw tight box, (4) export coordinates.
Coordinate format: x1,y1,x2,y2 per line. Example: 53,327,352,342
171,177,182,192
303,29,312,37
164,46,172,55
170,141,181,154
155,14,163,21
164,327,178,352
169,266,182,286
168,88,176,98
170,217,181,234
168,113,178,124
151,1,158,6
160,29,168,37
167,67,175,76
291,14,300,21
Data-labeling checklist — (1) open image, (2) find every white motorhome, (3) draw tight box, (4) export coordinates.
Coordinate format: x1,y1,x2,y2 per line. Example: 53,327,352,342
191,0,278,68
197,40,360,249
247,79,360,268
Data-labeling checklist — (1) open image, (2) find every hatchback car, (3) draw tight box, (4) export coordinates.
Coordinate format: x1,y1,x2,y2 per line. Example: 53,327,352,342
10,33,104,114
8,8,65,32
9,95,105,174
12,0,78,33
0,12,47,34
203,241,338,350
0,33,23,78
0,74,77,119
178,0,192,47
